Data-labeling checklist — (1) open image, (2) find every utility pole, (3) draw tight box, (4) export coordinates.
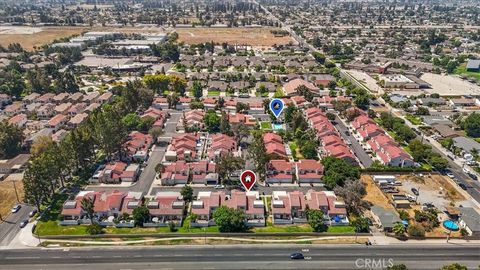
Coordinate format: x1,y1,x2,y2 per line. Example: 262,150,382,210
12,181,20,203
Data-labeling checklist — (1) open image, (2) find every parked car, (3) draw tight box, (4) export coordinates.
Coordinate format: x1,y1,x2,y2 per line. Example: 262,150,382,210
290,253,304,260
19,219,29,228
446,172,455,179
411,188,419,196
468,173,478,180
214,184,225,189
28,209,38,217
11,204,21,213
459,183,468,190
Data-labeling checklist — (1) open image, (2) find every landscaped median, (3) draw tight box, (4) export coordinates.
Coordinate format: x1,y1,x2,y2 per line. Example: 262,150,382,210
35,220,356,237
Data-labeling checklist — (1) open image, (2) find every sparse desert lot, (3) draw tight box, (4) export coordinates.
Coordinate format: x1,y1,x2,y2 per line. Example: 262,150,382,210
0,176,24,221
0,26,88,50
176,27,294,46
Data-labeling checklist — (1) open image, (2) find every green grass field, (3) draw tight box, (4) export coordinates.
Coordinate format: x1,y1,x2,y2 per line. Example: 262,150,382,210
260,121,271,130
454,65,480,81
207,91,220,96
405,114,423,125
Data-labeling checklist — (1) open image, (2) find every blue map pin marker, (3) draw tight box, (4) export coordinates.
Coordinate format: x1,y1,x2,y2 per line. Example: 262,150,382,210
269,99,284,119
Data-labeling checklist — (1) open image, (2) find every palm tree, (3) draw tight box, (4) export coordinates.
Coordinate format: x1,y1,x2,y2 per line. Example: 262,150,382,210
81,197,95,224
392,222,406,236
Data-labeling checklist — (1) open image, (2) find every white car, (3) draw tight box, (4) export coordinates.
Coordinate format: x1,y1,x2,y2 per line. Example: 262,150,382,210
214,184,225,189
11,204,21,213
446,173,455,179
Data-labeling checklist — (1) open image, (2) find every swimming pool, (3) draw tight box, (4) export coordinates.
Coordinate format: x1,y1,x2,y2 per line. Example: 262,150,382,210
272,123,283,130
443,220,459,231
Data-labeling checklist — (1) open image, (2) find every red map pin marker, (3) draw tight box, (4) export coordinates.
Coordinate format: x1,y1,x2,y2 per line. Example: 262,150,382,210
240,170,257,191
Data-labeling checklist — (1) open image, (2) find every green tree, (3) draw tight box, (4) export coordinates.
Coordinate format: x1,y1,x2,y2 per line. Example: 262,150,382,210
461,112,480,138
180,185,194,202
144,74,170,94
387,264,408,270
393,222,406,236
351,217,370,233
132,205,150,227
322,157,360,189
333,179,366,214
167,92,179,109
408,224,425,237
306,209,327,232
219,111,231,135
0,121,24,159
236,102,250,113
300,140,318,160
170,75,187,96
86,223,103,235
440,263,467,270
81,197,95,223
204,110,221,132
248,132,269,181
213,206,247,233
232,122,250,145
416,106,430,116
121,113,141,131
191,80,203,99
217,153,244,185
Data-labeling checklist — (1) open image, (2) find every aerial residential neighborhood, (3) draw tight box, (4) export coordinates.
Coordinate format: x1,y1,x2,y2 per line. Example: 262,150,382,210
0,0,479,269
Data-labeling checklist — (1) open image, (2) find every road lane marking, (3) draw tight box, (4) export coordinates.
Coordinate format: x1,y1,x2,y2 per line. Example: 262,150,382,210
5,256,40,259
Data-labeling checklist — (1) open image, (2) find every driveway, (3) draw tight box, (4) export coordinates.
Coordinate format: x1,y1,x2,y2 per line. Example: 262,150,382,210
0,203,35,247
333,115,373,168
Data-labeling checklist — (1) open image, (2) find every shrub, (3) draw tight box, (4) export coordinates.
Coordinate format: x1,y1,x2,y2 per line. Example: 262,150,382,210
408,224,425,237
86,223,103,235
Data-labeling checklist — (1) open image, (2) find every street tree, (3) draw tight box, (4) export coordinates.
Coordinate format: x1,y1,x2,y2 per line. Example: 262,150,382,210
180,185,194,202
212,206,247,232
81,197,95,224
306,209,327,232
132,205,150,227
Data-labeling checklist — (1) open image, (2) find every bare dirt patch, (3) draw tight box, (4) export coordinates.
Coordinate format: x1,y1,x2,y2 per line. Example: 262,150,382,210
361,174,395,210
176,27,294,46
0,178,24,222
0,27,88,50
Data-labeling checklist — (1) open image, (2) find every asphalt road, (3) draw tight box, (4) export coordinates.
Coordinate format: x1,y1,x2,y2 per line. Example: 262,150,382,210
150,185,325,196
0,245,478,270
333,115,374,168
0,203,34,246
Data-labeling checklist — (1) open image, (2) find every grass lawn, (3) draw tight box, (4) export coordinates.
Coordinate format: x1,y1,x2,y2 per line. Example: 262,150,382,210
36,221,89,236
405,114,422,125
288,141,304,161
256,92,269,97
326,226,355,233
454,65,480,81
207,91,220,96
260,121,271,130
253,225,355,234
253,225,313,233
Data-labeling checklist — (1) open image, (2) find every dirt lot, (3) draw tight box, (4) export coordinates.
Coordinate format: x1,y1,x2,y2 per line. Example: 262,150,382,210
394,174,468,237
0,176,24,222
0,27,88,50
361,175,395,210
176,27,294,46
0,26,168,51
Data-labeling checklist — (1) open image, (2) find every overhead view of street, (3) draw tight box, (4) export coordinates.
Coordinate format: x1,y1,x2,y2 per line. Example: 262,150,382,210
0,0,480,269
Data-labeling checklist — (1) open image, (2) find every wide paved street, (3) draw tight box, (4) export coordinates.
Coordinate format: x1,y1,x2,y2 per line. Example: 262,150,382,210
0,244,478,270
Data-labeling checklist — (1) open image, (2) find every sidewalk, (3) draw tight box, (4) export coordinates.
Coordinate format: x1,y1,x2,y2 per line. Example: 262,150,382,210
3,221,40,249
